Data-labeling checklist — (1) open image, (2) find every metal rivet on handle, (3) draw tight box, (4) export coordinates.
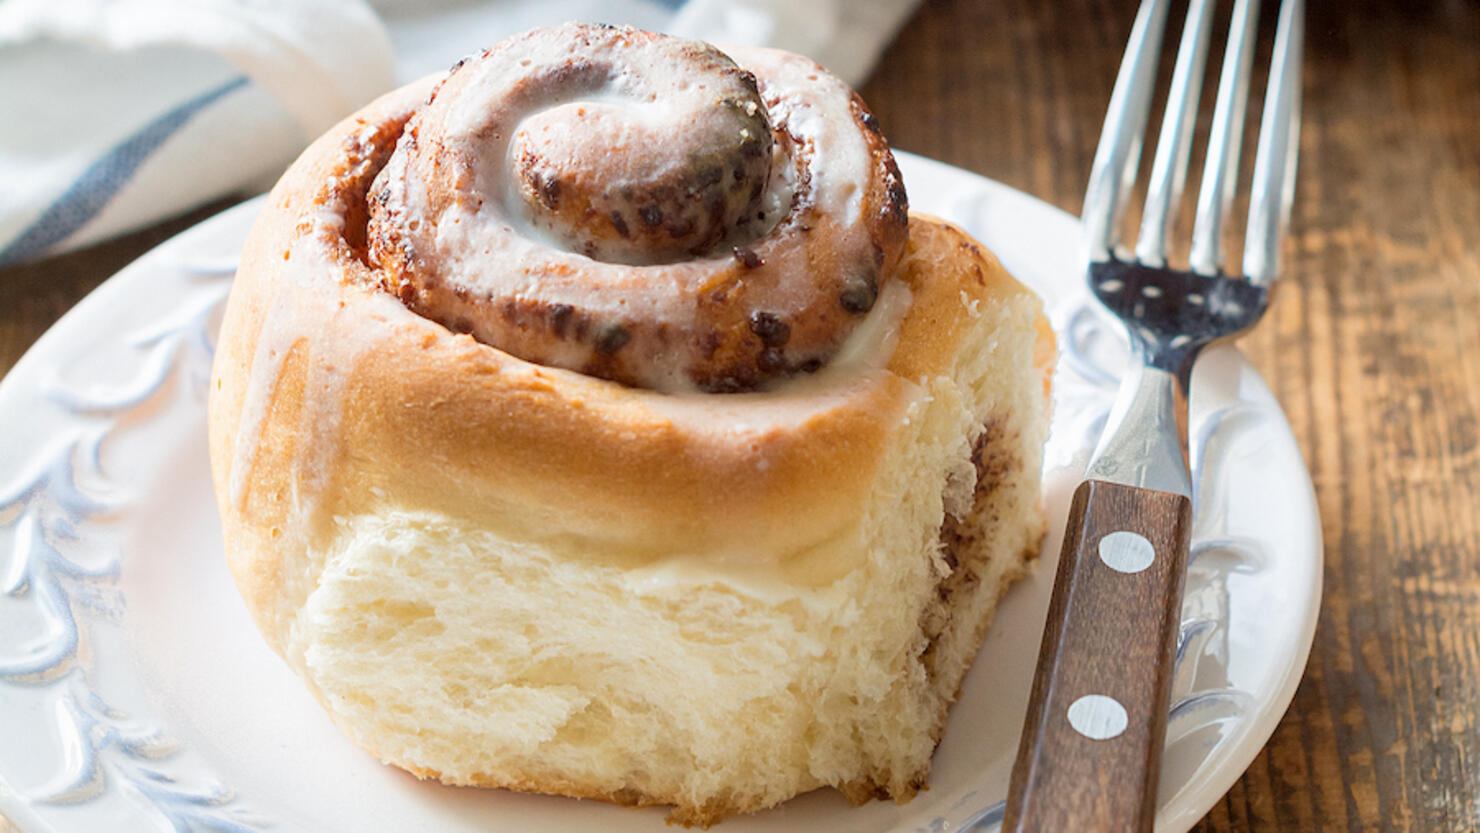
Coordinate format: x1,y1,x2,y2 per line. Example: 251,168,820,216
1067,694,1129,740
1098,530,1155,573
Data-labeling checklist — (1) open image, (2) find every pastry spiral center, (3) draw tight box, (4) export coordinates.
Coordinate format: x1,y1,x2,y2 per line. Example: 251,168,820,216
511,86,774,265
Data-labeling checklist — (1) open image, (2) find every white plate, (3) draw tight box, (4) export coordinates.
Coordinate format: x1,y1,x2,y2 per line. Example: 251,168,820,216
0,153,1320,833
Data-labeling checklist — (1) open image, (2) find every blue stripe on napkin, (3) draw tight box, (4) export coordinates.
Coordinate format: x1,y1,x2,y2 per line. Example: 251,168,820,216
0,76,250,266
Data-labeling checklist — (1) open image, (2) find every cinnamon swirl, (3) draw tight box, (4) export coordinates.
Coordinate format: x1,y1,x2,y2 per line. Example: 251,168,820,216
209,22,1053,827
367,24,905,392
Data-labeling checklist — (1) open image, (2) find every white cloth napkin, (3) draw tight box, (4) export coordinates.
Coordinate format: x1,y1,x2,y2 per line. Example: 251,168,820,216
0,0,921,266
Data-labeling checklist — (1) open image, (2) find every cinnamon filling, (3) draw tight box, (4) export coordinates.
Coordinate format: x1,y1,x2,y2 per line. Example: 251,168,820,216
921,419,1022,681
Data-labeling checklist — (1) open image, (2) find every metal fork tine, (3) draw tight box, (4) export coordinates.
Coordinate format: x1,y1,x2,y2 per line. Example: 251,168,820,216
1243,0,1305,285
1188,0,1261,275
1133,0,1217,267
1081,0,1173,264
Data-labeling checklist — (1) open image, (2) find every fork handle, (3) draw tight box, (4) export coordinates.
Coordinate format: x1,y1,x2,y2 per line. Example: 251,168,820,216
1003,479,1193,833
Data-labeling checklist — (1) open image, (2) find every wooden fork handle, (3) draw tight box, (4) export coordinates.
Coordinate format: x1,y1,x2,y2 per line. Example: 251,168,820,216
1003,479,1193,833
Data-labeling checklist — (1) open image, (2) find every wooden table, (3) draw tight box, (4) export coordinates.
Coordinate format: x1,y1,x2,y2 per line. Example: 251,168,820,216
3,1,1477,829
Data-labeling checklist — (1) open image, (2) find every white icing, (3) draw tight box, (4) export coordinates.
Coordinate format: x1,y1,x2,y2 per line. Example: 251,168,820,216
230,203,405,523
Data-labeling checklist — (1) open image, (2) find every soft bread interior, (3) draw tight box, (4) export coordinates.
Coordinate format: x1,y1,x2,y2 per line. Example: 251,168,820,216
284,222,1050,826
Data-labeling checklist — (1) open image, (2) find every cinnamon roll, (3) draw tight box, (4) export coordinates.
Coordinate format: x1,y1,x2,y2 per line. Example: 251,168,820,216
209,23,1053,827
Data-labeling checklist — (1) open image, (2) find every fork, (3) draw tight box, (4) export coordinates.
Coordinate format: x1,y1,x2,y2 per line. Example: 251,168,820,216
1001,0,1303,830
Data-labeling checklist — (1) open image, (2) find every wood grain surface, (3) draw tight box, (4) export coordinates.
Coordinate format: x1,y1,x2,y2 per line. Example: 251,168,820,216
2,1,1478,830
